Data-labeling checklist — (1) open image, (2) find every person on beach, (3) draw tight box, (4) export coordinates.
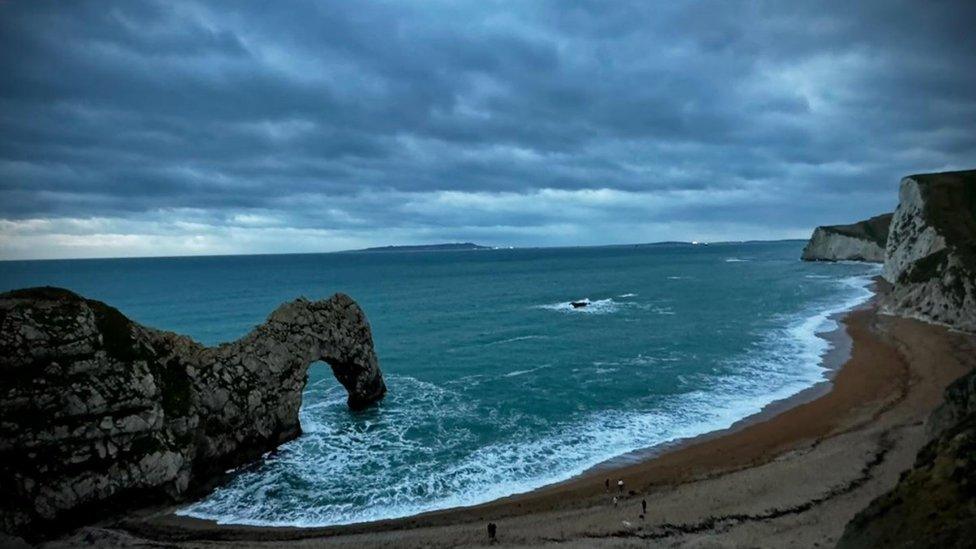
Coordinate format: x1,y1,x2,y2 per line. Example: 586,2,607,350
642,498,647,515
605,478,610,492
617,479,625,493
612,496,618,507
487,522,496,543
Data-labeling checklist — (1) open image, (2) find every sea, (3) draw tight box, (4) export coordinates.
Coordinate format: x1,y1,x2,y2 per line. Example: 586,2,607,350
0,240,880,527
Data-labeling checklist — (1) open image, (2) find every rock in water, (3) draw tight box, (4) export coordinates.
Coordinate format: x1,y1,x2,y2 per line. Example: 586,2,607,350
0,287,385,540
881,169,976,332
801,213,893,262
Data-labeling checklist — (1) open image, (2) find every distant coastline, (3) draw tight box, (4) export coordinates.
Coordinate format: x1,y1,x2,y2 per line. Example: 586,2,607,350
344,242,491,253
0,239,814,262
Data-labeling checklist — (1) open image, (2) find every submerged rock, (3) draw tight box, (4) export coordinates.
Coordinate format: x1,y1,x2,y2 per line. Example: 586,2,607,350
801,213,892,262
881,169,976,332
0,287,385,540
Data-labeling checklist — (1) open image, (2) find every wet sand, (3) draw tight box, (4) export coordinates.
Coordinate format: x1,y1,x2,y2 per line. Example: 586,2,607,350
54,284,976,548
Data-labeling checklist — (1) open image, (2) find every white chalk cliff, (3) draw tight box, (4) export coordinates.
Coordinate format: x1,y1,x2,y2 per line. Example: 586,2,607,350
881,170,976,332
801,213,893,262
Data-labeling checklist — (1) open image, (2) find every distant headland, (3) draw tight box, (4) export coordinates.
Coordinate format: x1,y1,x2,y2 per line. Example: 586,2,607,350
346,242,491,253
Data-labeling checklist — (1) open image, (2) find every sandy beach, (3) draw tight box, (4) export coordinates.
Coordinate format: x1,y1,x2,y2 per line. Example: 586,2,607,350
6,2,975,546
53,281,976,548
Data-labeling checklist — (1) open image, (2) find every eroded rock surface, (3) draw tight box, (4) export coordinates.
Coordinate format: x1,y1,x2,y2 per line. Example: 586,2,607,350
838,367,976,548
801,213,892,262
881,170,976,332
0,287,385,540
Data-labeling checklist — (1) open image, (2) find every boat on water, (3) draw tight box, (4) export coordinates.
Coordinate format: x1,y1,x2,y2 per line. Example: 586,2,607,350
571,299,590,308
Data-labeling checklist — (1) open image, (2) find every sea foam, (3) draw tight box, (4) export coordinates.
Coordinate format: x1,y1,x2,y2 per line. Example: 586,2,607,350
538,298,619,314
179,266,881,529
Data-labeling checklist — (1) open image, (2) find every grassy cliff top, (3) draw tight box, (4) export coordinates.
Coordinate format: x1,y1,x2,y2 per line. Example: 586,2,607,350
912,169,976,269
817,213,893,247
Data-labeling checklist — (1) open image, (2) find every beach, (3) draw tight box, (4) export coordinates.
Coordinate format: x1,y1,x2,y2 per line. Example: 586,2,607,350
5,2,976,545
54,280,974,548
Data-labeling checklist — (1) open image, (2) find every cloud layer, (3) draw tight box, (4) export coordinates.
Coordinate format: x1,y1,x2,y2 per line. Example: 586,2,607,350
2,0,974,259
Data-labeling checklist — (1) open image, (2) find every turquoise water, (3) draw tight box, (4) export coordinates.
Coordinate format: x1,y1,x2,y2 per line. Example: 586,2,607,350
0,241,879,526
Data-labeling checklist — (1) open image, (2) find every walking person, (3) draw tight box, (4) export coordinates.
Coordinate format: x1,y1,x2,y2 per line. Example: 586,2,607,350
617,479,624,493
642,498,647,515
605,478,610,492
487,522,497,543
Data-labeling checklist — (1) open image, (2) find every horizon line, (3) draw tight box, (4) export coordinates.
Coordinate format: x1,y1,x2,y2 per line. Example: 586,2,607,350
0,238,808,263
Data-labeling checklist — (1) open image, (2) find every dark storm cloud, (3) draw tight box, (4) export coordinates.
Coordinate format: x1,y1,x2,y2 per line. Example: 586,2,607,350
1,0,975,258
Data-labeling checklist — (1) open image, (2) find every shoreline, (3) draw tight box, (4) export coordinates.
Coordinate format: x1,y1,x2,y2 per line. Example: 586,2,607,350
160,277,870,528
82,275,976,547
583,294,858,472
171,273,874,528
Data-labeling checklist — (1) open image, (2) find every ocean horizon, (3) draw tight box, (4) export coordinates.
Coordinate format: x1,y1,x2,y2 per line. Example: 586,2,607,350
0,238,808,263
0,239,879,527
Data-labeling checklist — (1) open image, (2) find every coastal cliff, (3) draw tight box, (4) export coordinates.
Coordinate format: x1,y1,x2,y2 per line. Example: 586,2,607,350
0,287,385,540
838,169,976,546
801,213,892,262
881,170,976,332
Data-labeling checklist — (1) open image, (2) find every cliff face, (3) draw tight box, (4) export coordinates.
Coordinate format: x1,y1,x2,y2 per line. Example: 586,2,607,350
801,213,892,262
0,287,385,540
881,170,976,332
838,169,976,547
838,368,976,548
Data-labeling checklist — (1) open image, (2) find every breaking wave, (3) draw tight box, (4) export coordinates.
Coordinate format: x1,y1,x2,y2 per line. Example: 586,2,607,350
180,269,879,528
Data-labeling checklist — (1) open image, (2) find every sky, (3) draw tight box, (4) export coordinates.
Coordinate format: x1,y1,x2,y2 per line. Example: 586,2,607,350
1,1,974,260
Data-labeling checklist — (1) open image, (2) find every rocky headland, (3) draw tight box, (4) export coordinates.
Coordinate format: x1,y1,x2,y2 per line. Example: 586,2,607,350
880,170,976,332
799,168,975,546
801,213,893,262
0,288,385,541
837,169,976,546
802,169,975,332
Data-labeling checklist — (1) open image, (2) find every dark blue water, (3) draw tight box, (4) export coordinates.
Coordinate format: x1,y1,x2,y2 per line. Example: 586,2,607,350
0,241,879,526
